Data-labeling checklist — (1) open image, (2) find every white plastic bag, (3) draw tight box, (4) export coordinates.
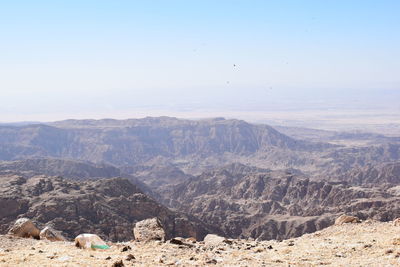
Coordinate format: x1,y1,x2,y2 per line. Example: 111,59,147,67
74,234,110,249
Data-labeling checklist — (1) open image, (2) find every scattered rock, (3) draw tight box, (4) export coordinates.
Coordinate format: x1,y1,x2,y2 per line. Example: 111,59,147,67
393,218,400,226
335,215,360,225
169,237,194,248
112,260,124,267
170,238,184,245
385,249,394,254
133,218,166,242
392,238,400,245
126,254,135,261
254,247,264,253
205,258,217,264
8,218,40,239
204,234,227,246
39,226,65,242
186,237,197,242
121,246,131,252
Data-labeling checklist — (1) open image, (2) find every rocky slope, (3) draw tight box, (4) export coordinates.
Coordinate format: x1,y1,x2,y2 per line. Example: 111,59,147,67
163,163,400,240
1,220,400,266
338,162,400,185
0,175,215,242
0,158,122,180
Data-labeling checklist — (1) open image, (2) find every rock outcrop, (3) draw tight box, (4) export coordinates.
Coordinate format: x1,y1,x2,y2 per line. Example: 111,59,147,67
39,226,66,241
334,215,361,225
8,218,40,239
203,234,228,246
133,218,166,242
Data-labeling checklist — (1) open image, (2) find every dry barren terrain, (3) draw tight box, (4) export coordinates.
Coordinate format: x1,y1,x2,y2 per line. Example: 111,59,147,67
1,221,400,266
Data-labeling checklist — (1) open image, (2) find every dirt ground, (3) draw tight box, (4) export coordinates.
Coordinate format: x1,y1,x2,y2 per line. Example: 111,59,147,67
1,220,400,266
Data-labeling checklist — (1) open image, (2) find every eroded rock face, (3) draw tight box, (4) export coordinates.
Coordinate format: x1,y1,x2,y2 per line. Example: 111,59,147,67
39,226,65,241
133,218,166,242
8,218,40,239
162,163,400,240
335,215,361,225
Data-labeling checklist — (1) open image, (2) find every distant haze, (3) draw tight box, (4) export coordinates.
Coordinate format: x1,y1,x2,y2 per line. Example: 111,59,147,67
0,1,399,127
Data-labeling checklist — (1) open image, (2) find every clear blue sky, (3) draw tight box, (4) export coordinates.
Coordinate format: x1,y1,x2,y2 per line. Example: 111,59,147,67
0,0,399,121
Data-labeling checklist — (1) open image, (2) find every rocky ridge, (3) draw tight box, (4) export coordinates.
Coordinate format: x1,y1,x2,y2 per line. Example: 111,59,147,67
3,117,398,176
0,175,215,242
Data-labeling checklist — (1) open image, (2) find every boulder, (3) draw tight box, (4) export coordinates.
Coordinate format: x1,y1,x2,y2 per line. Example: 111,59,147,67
8,218,40,239
39,226,66,241
75,233,110,249
203,234,227,246
133,218,166,242
334,215,360,225
393,218,400,226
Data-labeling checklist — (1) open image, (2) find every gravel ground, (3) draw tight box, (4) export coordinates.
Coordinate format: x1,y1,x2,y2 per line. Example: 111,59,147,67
0,220,400,266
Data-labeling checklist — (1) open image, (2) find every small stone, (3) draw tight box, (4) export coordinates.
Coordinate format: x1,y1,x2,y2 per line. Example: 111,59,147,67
254,247,264,253
385,249,394,254
170,238,184,245
105,256,112,260
126,254,135,261
205,259,217,264
267,245,273,249
38,250,44,253
112,260,124,267
121,246,131,252
364,244,372,248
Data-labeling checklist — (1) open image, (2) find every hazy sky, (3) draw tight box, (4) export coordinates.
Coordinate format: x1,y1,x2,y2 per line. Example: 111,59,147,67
1,0,399,122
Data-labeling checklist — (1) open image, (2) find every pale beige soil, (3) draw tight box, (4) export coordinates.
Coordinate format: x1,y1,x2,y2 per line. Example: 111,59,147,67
0,221,400,266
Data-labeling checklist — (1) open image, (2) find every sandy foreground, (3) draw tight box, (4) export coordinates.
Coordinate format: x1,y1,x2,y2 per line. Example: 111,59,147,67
0,221,400,267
